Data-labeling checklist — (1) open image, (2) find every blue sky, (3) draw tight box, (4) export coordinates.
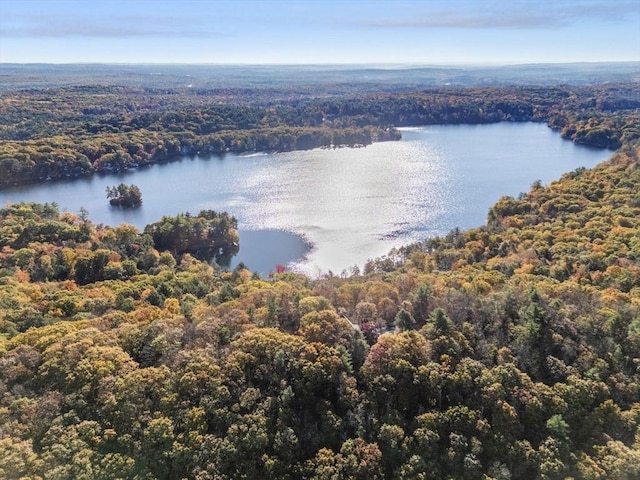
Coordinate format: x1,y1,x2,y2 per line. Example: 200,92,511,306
1,0,639,64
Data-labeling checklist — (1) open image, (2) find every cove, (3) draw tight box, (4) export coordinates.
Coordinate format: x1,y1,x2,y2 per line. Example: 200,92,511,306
0,122,612,276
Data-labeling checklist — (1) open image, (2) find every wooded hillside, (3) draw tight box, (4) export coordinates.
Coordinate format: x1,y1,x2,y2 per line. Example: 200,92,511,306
1,141,638,478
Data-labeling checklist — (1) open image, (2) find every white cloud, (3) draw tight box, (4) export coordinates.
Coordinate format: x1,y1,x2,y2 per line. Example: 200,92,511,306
0,12,224,38
354,0,640,29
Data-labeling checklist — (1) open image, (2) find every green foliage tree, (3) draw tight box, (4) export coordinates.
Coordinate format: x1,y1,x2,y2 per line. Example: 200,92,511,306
105,183,142,207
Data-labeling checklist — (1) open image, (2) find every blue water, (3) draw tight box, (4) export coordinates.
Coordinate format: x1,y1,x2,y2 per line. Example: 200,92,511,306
0,123,612,275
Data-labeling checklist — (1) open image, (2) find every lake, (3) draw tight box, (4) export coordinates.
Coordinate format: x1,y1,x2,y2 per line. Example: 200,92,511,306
0,123,612,276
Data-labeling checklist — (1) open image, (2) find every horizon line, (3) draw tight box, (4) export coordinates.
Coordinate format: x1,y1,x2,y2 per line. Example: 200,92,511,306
2,60,639,68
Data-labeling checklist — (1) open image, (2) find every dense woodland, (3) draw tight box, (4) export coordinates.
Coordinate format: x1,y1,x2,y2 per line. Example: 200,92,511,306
0,147,639,479
1,76,639,479
1,83,639,188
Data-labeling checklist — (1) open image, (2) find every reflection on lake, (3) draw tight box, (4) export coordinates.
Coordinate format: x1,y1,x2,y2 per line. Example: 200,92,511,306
0,123,612,276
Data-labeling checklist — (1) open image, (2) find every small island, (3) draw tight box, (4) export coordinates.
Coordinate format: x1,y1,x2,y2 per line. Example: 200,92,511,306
106,183,142,207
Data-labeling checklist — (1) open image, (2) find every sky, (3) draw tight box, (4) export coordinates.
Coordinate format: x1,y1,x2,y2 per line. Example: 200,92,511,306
1,0,639,64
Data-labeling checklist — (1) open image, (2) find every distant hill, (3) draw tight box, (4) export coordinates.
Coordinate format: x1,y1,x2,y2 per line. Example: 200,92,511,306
1,62,638,91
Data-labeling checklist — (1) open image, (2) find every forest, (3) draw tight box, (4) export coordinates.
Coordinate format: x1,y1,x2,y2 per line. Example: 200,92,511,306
1,82,639,188
1,145,638,479
0,74,639,479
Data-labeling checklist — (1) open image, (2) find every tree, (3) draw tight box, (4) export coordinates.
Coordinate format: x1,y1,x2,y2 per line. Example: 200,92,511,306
394,308,416,332
106,183,142,207
298,309,354,346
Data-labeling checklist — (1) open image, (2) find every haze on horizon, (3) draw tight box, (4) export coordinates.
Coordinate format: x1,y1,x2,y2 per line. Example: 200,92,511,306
1,0,639,65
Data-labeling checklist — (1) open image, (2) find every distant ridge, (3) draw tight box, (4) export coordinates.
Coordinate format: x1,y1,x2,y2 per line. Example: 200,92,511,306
1,62,638,90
